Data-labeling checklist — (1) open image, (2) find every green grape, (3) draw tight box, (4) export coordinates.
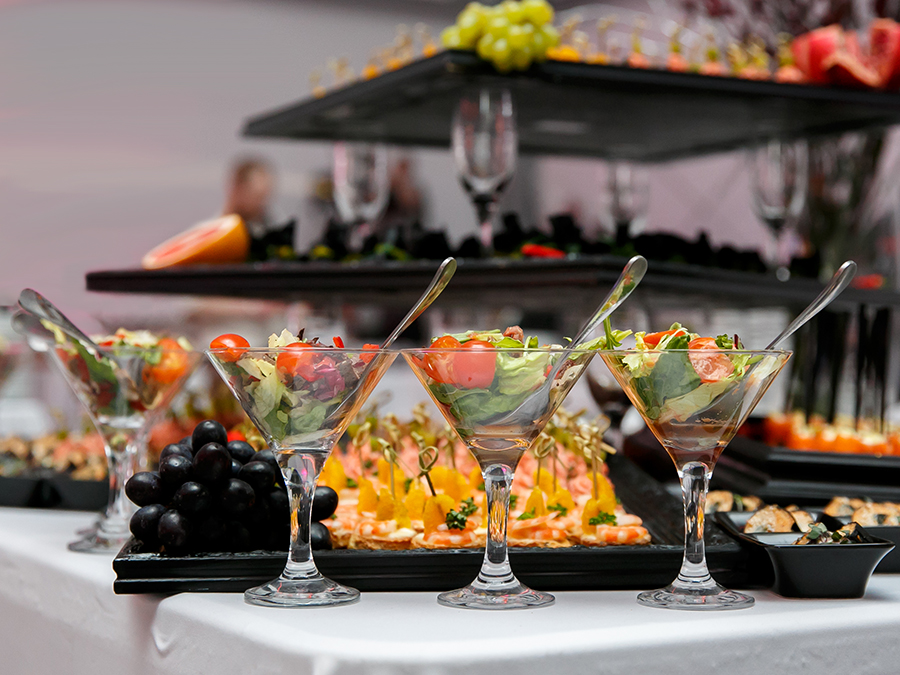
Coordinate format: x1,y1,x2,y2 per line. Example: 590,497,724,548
463,1,487,15
522,0,554,25
507,24,528,49
501,0,526,25
512,44,533,70
491,37,514,72
457,12,484,47
530,27,548,60
477,33,496,60
441,25,465,49
486,15,511,39
538,23,560,48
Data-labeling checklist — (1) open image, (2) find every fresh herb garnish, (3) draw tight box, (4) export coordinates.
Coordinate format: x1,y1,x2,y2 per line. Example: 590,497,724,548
589,512,617,526
517,508,536,520
733,493,744,511
527,336,539,349
345,477,358,488
547,503,568,517
404,477,413,492
508,494,518,508
666,334,691,350
714,334,734,350
459,497,478,517
806,523,828,540
476,482,485,491
445,509,468,530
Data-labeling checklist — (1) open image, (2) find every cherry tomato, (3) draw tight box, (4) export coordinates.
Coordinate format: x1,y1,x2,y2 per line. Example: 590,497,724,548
276,343,319,380
450,339,497,389
209,333,250,363
227,430,246,442
643,329,686,348
688,337,734,383
423,335,463,383
333,336,345,349
146,338,189,385
360,343,380,365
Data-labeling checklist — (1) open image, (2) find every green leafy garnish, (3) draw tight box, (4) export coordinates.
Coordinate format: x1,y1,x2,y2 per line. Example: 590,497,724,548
459,497,477,517
589,512,617,526
714,334,734,350
508,494,518,508
527,336,539,349
665,334,690,350
806,523,828,540
346,477,358,488
517,508,536,520
547,503,568,517
445,509,469,530
404,477,413,492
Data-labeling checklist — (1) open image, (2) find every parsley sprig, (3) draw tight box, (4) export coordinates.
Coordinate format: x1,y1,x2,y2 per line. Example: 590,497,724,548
445,498,479,530
588,512,617,526
547,503,568,517
517,508,536,521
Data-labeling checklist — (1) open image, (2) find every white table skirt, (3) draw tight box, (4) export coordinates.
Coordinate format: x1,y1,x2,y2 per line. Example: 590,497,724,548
1,507,899,675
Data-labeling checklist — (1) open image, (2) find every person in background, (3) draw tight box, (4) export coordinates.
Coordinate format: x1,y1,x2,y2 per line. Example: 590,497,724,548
223,158,275,239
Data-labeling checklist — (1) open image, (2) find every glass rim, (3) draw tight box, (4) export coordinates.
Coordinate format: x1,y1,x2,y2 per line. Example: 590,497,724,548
400,346,599,354
63,344,200,356
594,348,792,356
206,346,394,355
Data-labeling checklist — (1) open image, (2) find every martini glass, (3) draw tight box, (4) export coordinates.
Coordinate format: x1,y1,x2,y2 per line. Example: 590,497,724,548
599,348,791,610
403,346,596,609
207,346,396,607
44,334,201,552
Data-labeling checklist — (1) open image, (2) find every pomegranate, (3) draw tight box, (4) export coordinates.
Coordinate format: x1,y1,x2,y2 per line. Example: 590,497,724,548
792,25,842,84
870,18,900,90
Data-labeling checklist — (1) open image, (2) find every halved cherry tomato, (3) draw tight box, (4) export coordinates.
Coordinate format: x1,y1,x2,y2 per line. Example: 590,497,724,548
643,329,686,348
333,336,345,349
450,339,497,389
360,343,380,364
146,337,190,384
423,335,463,384
276,343,319,380
687,337,734,383
209,333,250,363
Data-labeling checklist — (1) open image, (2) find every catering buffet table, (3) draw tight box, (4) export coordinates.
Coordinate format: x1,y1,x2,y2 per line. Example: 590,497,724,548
2,507,899,674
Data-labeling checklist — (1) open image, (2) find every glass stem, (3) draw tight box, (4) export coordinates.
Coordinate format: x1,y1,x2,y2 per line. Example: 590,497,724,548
474,197,497,253
280,450,327,581
99,426,139,538
673,461,716,592
474,462,517,590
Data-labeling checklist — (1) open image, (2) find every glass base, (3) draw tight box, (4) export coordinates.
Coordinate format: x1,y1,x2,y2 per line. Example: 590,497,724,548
244,575,360,608
637,583,755,611
67,530,131,554
438,580,555,610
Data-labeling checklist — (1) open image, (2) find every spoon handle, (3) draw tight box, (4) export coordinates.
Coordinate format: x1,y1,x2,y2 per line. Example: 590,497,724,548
568,255,649,348
18,288,99,351
765,260,857,350
381,257,457,349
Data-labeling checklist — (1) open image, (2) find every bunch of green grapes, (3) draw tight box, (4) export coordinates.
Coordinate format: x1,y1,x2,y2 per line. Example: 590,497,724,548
441,0,560,72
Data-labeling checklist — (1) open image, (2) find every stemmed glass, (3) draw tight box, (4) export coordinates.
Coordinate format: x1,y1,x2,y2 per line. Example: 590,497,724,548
599,347,791,609
403,346,595,609
604,161,650,246
207,346,396,607
19,323,201,552
748,139,808,281
452,88,517,253
333,142,390,252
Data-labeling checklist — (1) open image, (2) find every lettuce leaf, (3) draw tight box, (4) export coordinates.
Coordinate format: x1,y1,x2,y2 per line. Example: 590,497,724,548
658,379,734,423
631,351,701,420
495,351,551,395
429,384,531,425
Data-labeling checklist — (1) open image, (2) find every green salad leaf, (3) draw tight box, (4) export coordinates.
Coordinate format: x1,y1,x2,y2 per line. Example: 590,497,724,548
632,351,701,420
429,384,531,425
495,350,551,395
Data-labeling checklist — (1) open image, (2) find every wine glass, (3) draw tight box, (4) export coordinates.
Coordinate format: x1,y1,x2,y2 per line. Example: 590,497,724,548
749,139,808,281
402,346,595,609
20,322,202,553
207,346,396,607
604,161,650,246
599,347,791,609
333,142,390,252
452,88,517,253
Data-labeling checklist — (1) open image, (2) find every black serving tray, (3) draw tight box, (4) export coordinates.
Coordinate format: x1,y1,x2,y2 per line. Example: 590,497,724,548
715,512,893,598
0,474,107,510
714,435,900,504
113,454,747,594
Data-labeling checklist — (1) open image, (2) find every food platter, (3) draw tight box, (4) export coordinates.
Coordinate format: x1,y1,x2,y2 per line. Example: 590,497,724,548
113,454,747,594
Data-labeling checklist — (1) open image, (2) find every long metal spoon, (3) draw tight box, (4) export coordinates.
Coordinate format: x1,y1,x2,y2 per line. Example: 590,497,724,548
380,257,457,349
493,255,648,425
17,288,105,356
765,260,857,350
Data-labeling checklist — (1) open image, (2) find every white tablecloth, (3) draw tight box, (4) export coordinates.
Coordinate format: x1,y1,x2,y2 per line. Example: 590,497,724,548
1,507,899,674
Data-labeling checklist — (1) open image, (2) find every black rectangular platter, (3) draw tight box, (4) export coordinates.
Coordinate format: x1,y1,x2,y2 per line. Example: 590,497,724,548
113,454,747,594
715,435,900,504
243,50,900,163
0,474,107,510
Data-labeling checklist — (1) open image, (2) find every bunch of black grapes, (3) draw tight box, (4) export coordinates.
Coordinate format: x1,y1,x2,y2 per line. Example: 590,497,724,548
125,420,338,554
